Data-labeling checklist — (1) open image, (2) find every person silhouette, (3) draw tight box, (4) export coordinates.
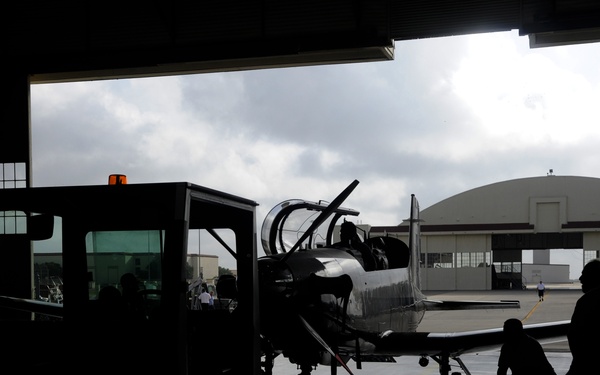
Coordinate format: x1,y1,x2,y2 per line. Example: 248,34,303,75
97,285,126,321
497,318,556,375
566,258,600,375
336,221,377,271
120,272,146,320
199,288,211,310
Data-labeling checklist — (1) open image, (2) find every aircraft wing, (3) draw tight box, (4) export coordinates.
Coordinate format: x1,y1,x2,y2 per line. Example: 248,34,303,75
364,319,570,357
421,299,520,310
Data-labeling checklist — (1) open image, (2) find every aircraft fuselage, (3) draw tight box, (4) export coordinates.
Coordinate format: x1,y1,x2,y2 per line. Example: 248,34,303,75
258,246,426,355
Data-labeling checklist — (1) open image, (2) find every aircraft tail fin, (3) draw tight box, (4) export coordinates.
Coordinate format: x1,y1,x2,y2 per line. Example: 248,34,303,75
408,194,422,291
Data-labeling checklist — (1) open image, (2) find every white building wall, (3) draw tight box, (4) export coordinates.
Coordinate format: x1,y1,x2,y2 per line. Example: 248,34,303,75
201,255,219,283
423,268,455,290
533,249,551,264
420,234,491,290
187,254,219,284
522,264,570,284
456,267,489,290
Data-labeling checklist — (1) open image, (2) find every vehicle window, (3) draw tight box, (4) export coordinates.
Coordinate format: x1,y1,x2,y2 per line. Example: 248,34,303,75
28,214,63,317
186,228,236,310
86,230,164,319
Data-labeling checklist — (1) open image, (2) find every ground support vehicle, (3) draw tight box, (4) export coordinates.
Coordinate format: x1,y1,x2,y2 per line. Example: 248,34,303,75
0,181,260,375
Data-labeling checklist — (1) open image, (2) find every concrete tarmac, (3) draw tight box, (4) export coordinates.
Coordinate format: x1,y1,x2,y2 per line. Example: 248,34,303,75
274,284,580,375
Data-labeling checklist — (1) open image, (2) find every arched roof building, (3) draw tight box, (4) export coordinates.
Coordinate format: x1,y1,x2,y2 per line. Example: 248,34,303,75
371,175,600,290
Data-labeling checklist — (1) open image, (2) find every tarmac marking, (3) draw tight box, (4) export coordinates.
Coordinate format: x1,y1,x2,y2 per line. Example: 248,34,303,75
522,300,541,322
522,288,550,322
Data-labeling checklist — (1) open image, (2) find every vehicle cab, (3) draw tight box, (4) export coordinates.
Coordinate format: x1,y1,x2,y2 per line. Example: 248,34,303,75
0,178,260,375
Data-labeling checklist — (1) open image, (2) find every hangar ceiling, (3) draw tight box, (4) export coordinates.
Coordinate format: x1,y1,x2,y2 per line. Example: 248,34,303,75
7,0,600,84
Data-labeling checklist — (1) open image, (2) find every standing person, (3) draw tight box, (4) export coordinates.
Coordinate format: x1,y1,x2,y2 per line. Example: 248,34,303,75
537,280,546,301
208,291,215,310
566,258,600,375
336,221,377,271
199,288,211,310
497,318,556,375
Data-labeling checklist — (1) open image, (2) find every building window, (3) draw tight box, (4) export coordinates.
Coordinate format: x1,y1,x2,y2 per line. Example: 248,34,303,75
456,252,486,268
421,252,453,268
0,210,27,235
584,250,600,265
494,262,522,273
1,163,27,189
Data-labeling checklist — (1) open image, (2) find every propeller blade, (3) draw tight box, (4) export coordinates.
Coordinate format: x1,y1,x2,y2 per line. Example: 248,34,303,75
298,314,354,375
281,180,359,263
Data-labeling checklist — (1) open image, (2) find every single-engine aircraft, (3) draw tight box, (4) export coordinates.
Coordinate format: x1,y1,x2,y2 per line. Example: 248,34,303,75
219,179,570,375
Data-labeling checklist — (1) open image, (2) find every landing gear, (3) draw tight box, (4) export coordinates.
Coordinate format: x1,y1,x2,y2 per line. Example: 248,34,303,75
298,363,316,375
426,352,471,375
261,351,275,375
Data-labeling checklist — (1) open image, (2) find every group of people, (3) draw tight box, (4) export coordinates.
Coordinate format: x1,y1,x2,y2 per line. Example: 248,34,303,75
497,258,600,375
97,272,146,321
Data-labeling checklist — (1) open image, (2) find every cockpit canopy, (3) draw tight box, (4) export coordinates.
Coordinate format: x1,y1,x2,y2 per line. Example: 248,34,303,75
261,199,359,255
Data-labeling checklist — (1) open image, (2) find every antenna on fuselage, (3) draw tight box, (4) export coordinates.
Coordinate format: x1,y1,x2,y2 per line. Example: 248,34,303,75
280,179,359,263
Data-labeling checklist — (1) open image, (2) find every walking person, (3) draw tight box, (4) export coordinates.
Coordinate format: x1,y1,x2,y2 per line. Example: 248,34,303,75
497,318,556,375
537,280,546,301
566,258,600,375
199,288,211,310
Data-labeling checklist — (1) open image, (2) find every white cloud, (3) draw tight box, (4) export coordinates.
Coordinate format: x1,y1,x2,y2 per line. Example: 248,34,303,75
453,32,600,149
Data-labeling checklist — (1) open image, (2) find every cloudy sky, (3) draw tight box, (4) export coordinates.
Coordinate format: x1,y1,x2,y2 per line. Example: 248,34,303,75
30,30,599,275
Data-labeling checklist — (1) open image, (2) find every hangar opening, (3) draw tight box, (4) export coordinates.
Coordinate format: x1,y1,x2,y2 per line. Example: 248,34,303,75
492,233,583,290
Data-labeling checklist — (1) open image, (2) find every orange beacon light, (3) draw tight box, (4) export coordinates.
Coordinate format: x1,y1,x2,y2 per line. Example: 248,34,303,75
108,174,127,185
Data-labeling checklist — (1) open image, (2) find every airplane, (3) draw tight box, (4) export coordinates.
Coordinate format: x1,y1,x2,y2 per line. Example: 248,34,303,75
220,179,571,375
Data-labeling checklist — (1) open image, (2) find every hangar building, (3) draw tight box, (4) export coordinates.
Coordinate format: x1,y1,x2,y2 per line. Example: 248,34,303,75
370,175,600,291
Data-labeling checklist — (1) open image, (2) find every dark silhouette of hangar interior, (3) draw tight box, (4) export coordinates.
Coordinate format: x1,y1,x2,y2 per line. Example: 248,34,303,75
371,175,600,291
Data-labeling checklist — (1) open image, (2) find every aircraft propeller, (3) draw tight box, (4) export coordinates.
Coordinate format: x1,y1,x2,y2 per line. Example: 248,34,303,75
281,181,359,375
220,180,363,375
298,314,354,375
